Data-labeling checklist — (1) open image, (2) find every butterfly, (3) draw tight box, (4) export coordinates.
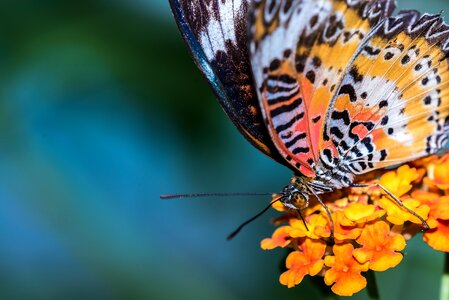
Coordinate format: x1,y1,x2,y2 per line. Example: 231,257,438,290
169,0,449,232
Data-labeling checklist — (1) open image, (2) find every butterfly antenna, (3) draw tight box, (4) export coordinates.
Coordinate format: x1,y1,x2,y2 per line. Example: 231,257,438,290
160,192,273,199
227,196,283,240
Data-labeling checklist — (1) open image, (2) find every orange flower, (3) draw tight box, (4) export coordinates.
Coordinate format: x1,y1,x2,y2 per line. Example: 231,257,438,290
423,220,449,252
412,191,449,228
324,243,369,296
379,165,419,197
343,203,385,224
271,199,286,212
412,191,449,251
424,155,449,190
261,226,291,250
289,214,331,239
262,153,449,296
332,211,363,242
378,197,429,226
279,238,326,288
353,221,406,271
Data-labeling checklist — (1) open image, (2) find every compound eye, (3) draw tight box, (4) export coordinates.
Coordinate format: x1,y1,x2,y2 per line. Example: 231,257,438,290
291,193,307,210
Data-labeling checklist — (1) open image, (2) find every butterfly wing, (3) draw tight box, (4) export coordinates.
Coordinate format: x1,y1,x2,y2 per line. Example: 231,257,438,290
169,0,287,164
324,10,449,175
249,0,395,177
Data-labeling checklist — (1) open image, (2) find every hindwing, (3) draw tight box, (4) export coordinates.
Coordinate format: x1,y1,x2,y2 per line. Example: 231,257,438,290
324,10,449,175
250,0,449,187
249,0,395,177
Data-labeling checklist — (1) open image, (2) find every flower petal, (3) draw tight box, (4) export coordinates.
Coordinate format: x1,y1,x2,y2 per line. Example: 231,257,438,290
289,214,331,239
279,238,326,288
423,219,449,252
261,226,291,250
378,197,429,226
425,157,449,190
353,221,406,271
324,244,369,296
333,211,362,242
380,165,419,197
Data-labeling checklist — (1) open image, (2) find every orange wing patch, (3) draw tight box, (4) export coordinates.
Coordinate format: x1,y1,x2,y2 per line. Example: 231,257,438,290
260,59,316,177
250,0,394,176
325,11,449,176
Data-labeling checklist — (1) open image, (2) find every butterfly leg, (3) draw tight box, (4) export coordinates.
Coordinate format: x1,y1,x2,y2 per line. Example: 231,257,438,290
350,183,430,230
305,186,335,239
297,209,309,232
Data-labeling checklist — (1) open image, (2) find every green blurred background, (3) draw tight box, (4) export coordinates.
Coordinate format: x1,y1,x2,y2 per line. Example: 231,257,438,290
0,1,447,299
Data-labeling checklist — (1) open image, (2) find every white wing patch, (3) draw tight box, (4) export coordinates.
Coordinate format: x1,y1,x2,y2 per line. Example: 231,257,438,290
198,0,244,60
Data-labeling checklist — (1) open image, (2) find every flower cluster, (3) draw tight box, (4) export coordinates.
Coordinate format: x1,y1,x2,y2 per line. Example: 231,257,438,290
262,154,449,296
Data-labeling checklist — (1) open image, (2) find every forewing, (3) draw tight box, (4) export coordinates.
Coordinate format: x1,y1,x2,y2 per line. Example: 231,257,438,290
249,0,395,177
325,10,449,175
169,0,285,162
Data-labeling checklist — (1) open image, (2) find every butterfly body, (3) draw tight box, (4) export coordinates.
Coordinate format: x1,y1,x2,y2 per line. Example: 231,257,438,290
170,0,449,214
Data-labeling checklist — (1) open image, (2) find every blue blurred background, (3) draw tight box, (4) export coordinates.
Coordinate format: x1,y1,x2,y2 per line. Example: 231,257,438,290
0,1,447,299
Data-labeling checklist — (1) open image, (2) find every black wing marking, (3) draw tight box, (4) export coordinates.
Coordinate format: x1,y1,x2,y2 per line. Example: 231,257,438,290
169,0,288,166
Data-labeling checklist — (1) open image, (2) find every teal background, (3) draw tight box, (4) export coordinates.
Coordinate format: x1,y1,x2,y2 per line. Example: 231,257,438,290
0,1,446,299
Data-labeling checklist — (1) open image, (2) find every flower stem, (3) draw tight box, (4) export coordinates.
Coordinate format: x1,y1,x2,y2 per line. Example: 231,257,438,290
366,270,380,300
440,252,449,300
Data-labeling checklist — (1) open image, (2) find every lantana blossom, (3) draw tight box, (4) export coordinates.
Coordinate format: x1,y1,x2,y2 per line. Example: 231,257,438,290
324,243,369,296
279,238,326,288
262,153,449,296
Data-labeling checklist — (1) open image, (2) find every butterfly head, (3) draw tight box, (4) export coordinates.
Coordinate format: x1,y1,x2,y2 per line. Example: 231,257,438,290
279,176,309,210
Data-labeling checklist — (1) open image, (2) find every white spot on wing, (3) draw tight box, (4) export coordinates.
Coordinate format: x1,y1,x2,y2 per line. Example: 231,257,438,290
198,0,244,61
